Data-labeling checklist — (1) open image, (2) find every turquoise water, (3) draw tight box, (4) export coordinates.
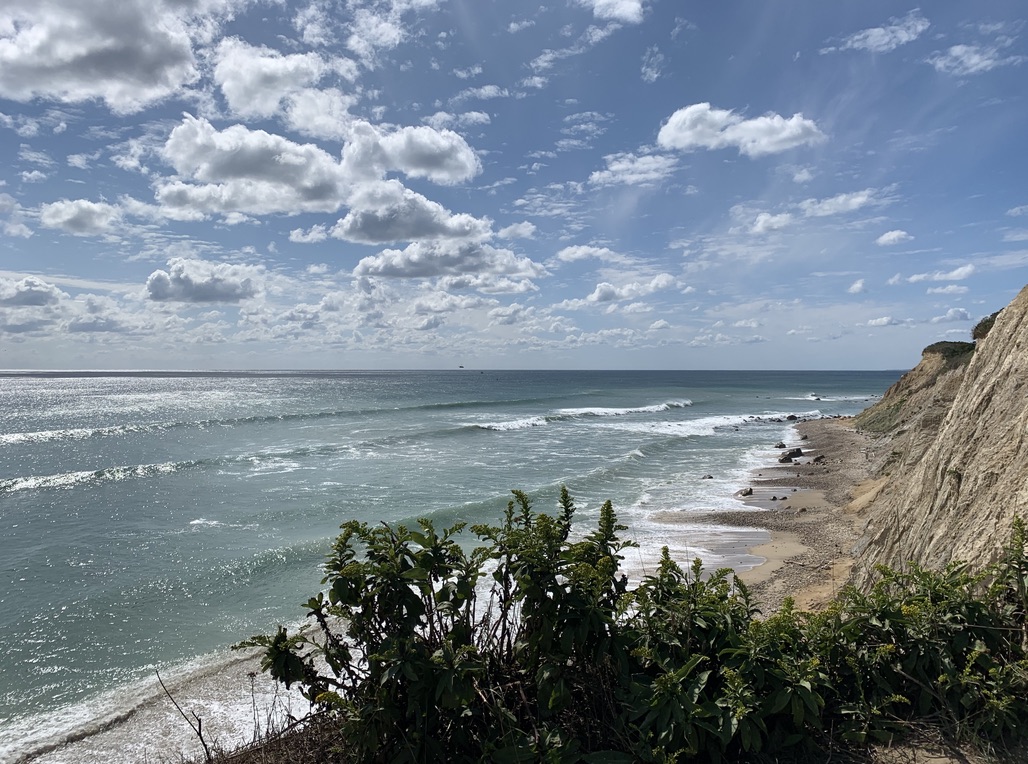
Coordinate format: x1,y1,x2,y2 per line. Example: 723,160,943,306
0,370,897,761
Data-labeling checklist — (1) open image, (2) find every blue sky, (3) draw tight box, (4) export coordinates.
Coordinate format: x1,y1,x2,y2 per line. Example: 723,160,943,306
0,1,1025,370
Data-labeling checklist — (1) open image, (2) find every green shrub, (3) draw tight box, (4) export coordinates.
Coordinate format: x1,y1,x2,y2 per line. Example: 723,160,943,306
239,494,1028,762
972,311,1000,341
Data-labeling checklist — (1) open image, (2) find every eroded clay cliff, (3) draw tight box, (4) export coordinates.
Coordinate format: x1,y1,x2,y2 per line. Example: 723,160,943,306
852,284,1028,587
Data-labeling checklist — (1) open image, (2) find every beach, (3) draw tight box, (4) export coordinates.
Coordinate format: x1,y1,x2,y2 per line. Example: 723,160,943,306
725,417,878,611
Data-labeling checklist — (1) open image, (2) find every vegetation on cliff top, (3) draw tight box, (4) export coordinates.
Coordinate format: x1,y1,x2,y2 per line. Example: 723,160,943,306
224,489,1028,763
853,306,1002,435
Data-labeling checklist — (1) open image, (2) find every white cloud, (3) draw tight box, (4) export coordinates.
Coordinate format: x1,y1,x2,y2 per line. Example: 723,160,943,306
649,319,669,330
847,279,865,294
1007,205,1028,217
452,85,509,102
826,10,930,54
214,38,355,119
39,199,121,235
508,19,535,33
926,285,968,295
292,2,335,47
640,46,664,83
519,76,548,89
146,257,264,303
0,275,67,306
497,221,536,239
554,245,632,265
67,151,100,170
289,224,329,243
588,152,677,186
867,316,900,326
347,8,406,65
4,220,33,238
930,307,970,323
876,229,912,246
283,88,358,140
157,114,349,217
342,121,482,185
657,103,825,158
453,64,483,80
352,240,544,282
908,264,975,282
332,180,491,244
799,188,882,217
792,167,814,183
563,273,675,308
422,111,491,130
928,43,1026,76
576,0,645,24
20,170,46,183
750,212,793,234
66,294,148,334
0,0,206,114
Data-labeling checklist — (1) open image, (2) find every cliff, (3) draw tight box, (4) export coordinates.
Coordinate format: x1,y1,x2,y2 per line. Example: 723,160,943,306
852,285,1028,587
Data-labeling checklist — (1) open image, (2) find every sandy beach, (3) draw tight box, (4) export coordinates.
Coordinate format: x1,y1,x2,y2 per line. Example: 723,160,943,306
661,416,881,613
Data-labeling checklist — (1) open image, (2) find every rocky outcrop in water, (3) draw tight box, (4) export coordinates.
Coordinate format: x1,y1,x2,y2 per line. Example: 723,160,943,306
852,286,1028,588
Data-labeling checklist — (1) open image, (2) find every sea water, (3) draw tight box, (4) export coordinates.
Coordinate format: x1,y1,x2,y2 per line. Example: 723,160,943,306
0,370,896,762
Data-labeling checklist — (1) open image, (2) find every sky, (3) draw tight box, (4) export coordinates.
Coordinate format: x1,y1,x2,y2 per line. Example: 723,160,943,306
0,1,1026,371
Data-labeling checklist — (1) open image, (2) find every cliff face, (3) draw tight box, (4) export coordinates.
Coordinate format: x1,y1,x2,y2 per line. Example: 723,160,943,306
852,284,1028,587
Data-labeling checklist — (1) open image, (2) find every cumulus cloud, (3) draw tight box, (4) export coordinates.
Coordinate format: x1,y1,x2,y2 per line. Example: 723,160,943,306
289,224,329,243
66,294,145,333
352,240,545,282
422,111,491,130
657,103,825,158
39,199,121,235
562,273,675,308
927,285,968,295
331,180,491,243
588,152,677,186
575,0,645,24
145,257,264,303
876,229,912,246
214,37,356,119
824,10,930,54
799,188,883,217
1007,205,1028,217
867,316,900,327
847,279,866,294
497,221,536,239
488,302,531,326
157,114,349,217
750,212,793,234
283,87,359,140
342,121,481,185
908,264,975,282
0,0,207,114
346,7,406,65
931,307,970,323
0,275,68,306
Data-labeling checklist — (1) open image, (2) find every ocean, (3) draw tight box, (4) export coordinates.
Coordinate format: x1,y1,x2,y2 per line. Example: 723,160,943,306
0,369,897,762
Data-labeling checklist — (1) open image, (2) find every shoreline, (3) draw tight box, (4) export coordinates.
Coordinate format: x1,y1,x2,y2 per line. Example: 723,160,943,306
13,418,882,763
658,417,878,612
732,417,878,611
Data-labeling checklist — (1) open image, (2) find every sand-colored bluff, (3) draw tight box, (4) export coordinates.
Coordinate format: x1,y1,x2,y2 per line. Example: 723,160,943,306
851,283,1028,587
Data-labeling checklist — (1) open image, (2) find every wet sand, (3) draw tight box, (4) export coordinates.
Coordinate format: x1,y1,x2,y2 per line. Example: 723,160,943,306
657,416,879,612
